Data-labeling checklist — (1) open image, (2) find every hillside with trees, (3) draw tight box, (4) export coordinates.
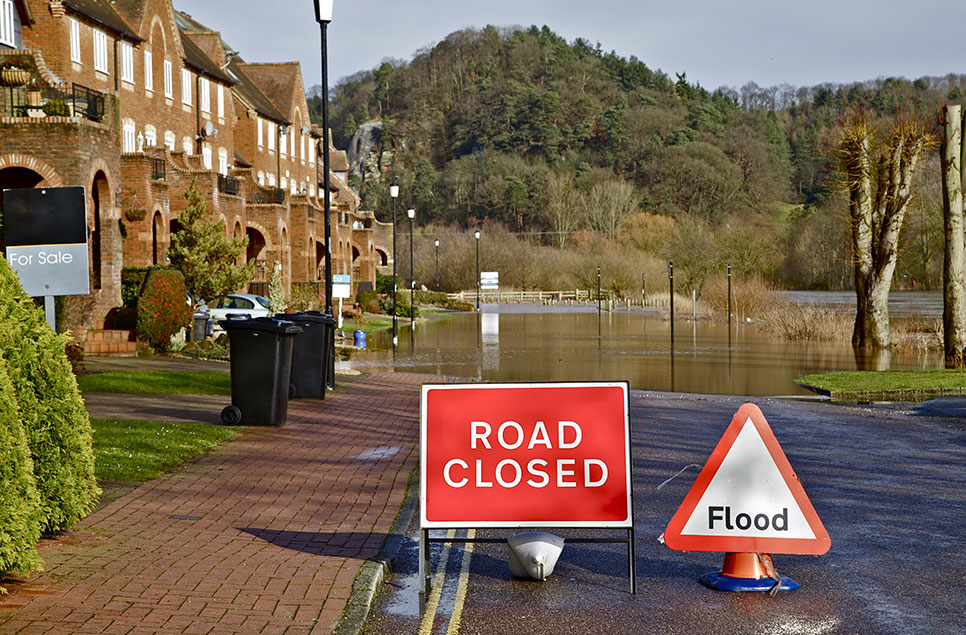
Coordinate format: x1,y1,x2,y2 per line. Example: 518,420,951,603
308,25,966,293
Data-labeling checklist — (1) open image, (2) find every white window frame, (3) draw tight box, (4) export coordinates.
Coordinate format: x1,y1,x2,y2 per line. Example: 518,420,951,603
258,171,265,186
199,76,210,113
218,148,228,176
280,129,287,157
217,84,224,119
257,117,264,147
122,121,136,153
0,0,16,48
69,17,81,63
300,134,306,165
144,50,153,91
164,131,176,151
309,138,315,165
163,60,173,98
201,145,212,170
120,41,134,84
144,125,157,147
181,68,192,105
183,137,193,155
290,128,295,160
268,122,276,151
93,28,108,73
268,173,276,187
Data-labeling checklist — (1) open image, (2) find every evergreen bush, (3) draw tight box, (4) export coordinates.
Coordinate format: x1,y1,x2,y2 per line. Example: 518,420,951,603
0,256,98,537
137,269,192,352
0,352,43,585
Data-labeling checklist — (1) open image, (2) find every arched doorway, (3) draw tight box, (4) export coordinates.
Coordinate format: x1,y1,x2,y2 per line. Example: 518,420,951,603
0,167,45,252
91,171,110,290
152,211,164,264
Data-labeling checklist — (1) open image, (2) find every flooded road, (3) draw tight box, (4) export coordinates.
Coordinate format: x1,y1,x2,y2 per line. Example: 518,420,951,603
346,298,942,396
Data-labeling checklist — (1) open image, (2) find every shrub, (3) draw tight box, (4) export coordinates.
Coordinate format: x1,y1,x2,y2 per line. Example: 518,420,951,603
356,289,379,313
42,98,70,117
121,265,175,308
759,302,852,342
137,269,192,352
0,255,98,537
0,352,43,583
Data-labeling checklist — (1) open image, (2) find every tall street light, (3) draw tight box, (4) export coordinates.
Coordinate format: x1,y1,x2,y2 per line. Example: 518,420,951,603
390,176,399,345
475,229,480,311
314,0,334,388
408,207,415,331
434,238,439,291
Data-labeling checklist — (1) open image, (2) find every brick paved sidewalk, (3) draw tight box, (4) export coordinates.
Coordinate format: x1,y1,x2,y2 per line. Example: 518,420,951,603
0,372,426,634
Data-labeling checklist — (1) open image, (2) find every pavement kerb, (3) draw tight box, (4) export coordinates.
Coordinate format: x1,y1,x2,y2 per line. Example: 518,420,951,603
335,466,421,635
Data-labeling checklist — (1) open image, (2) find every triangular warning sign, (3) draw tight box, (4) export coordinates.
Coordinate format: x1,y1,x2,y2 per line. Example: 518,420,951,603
664,403,830,555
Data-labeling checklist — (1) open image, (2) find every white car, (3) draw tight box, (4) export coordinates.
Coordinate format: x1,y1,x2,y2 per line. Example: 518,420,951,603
208,294,271,329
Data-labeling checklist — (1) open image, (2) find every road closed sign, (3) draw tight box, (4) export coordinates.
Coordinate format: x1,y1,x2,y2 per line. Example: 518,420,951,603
421,382,631,528
663,403,830,555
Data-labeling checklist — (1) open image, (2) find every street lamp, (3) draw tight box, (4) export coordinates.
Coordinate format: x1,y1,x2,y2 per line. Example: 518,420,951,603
408,207,415,331
314,0,334,388
390,176,399,345
475,229,480,311
434,238,439,291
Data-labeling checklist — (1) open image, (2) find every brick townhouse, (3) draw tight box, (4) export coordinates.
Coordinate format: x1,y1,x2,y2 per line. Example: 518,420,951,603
0,0,388,349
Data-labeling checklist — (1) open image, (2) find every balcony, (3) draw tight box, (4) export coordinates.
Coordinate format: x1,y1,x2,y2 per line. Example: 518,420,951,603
248,188,284,205
218,174,239,195
0,82,105,122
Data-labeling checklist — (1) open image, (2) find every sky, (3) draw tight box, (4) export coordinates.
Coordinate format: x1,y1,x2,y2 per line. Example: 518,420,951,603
174,1,966,93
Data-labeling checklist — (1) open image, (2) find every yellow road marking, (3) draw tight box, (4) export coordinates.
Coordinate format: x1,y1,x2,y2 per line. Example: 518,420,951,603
445,528,476,635
418,528,455,635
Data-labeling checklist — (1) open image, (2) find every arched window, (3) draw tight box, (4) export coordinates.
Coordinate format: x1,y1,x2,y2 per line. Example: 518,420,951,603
122,119,136,153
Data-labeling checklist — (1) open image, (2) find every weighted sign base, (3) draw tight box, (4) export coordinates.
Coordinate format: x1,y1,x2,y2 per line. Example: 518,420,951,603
700,552,799,593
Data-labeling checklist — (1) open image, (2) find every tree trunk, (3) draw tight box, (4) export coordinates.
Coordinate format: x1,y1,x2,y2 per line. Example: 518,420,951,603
940,104,966,368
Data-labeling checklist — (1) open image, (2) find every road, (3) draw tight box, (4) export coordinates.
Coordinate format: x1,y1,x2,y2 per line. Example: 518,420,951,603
364,392,966,634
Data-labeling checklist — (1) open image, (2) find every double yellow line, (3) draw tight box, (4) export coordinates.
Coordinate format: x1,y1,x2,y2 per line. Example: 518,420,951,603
418,528,477,635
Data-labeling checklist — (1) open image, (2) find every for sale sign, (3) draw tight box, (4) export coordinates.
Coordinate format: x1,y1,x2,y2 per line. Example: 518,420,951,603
421,382,631,528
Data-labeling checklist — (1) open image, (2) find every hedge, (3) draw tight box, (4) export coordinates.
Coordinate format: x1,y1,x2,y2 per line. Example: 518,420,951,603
0,256,100,536
137,269,192,352
0,350,43,582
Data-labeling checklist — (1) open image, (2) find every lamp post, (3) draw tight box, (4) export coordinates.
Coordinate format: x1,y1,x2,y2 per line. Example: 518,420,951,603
475,229,480,311
314,0,334,388
390,176,399,345
434,239,439,291
408,207,415,331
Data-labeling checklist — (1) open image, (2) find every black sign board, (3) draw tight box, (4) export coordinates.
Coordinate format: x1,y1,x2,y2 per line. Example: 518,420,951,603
3,187,87,246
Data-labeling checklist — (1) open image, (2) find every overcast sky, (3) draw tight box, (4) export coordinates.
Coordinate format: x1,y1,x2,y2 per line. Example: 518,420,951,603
174,1,966,93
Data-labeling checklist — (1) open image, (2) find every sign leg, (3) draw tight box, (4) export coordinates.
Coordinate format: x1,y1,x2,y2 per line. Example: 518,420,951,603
44,296,56,331
418,528,429,612
628,527,637,594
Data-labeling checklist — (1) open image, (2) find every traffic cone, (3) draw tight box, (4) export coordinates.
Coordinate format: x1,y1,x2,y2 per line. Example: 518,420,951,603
699,552,799,593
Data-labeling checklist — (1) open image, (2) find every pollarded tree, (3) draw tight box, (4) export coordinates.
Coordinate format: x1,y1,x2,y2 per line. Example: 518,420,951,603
938,104,966,368
168,182,254,302
839,112,932,349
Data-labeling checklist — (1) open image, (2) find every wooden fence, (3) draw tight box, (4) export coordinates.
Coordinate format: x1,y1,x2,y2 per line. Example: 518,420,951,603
446,289,674,309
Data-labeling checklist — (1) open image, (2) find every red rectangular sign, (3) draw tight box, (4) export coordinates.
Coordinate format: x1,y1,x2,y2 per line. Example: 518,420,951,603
421,382,632,528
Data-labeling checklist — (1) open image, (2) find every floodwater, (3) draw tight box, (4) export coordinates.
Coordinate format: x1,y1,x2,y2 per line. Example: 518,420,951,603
345,292,944,396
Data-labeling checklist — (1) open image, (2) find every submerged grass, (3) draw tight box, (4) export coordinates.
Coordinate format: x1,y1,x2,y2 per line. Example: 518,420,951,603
91,418,239,482
77,370,231,395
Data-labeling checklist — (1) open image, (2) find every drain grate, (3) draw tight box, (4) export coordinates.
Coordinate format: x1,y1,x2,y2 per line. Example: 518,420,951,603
170,514,203,521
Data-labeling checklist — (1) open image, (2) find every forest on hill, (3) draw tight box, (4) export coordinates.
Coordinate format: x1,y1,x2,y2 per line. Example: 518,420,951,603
308,25,966,293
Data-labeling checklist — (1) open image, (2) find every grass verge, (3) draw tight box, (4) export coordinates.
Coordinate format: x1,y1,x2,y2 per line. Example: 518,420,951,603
797,369,966,393
77,370,231,395
92,418,239,482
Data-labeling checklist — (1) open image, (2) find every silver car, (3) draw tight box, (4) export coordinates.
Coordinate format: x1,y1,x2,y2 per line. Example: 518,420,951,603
208,293,271,329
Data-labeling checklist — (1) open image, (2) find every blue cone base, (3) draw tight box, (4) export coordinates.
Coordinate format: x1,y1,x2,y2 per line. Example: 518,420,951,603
699,572,799,592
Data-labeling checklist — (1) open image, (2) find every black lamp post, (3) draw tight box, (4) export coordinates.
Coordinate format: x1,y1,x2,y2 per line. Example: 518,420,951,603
314,0,334,388
390,176,399,345
434,238,439,291
475,229,480,311
408,207,415,331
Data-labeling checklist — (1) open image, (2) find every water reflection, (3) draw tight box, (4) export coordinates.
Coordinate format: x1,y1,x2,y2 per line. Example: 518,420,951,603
348,305,942,396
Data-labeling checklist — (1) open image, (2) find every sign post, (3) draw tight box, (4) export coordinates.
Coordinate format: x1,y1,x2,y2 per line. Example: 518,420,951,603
3,187,89,331
331,273,351,329
420,382,634,606
663,403,830,592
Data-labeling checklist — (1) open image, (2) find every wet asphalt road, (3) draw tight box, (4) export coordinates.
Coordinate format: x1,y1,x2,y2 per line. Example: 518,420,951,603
364,392,966,635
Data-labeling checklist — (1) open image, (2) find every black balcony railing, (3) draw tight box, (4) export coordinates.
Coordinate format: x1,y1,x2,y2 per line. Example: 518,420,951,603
71,83,105,122
248,187,284,205
218,174,239,195
0,82,104,123
151,158,166,180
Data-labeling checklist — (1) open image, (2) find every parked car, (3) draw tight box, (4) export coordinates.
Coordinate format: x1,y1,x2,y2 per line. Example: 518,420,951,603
208,294,271,329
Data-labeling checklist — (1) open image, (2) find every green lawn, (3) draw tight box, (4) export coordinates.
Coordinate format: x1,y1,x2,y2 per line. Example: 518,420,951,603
91,418,238,482
77,370,231,395
797,369,966,393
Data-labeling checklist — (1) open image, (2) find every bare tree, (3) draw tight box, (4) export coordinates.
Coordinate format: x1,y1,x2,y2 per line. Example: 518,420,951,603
541,173,586,248
587,180,639,238
839,113,931,348
938,104,966,368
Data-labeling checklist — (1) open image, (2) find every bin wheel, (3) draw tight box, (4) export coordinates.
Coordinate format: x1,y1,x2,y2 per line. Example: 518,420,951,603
289,383,297,399
221,405,242,425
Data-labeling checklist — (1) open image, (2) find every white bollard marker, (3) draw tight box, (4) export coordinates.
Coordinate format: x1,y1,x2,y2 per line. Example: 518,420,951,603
507,532,565,581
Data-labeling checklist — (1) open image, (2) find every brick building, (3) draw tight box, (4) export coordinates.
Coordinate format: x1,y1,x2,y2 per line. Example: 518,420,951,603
0,0,388,346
